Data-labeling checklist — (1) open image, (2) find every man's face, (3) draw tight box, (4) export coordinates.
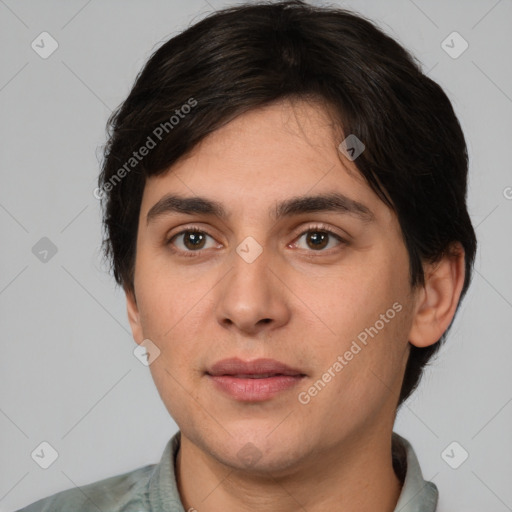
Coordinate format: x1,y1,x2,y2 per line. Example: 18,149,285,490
127,100,418,474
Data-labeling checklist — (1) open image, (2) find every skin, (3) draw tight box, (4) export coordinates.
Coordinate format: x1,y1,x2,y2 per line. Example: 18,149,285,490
125,99,466,512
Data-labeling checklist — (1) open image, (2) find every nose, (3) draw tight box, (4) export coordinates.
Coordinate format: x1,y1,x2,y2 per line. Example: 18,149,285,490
215,241,291,336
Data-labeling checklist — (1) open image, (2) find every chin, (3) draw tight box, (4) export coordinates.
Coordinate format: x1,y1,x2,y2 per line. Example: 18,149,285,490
211,432,306,476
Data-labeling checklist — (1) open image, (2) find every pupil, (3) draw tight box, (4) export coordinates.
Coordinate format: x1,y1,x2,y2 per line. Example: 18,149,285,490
308,232,327,249
186,232,205,249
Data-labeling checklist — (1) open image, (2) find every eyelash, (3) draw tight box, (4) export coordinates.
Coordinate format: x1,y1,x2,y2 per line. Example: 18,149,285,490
166,224,348,258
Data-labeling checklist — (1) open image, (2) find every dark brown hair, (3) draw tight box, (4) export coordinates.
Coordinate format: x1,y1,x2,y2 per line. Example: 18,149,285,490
98,0,477,407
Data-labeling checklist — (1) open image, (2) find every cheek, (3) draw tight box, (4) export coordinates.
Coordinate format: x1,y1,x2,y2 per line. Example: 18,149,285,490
134,259,206,339
147,360,192,429
137,279,211,375
293,259,411,398
290,258,401,347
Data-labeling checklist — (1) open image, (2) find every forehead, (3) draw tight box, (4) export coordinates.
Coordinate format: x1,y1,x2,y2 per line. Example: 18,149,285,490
140,100,393,226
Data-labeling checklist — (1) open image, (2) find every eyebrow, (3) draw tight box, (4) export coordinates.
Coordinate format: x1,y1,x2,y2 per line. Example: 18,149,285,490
146,192,375,226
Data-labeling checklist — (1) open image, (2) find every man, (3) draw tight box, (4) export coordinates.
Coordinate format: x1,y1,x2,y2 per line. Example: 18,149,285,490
17,1,476,510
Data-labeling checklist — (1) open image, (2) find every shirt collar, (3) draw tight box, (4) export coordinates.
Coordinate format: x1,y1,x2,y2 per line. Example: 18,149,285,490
148,430,185,512
148,430,437,512
392,432,438,511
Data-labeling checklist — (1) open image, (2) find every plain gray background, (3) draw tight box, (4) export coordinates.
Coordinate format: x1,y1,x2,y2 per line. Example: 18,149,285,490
1,0,511,511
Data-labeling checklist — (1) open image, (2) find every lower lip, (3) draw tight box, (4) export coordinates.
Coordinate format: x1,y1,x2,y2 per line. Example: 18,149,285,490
207,374,305,401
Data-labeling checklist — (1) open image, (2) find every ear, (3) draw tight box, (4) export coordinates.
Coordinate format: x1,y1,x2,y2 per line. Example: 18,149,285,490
408,243,466,348
124,285,144,345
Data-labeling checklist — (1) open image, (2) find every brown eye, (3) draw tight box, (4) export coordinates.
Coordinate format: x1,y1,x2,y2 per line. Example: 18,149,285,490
293,227,346,252
168,229,218,253
182,231,207,250
305,231,329,250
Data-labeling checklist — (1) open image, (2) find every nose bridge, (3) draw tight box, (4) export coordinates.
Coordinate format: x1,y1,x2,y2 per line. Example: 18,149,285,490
215,236,289,333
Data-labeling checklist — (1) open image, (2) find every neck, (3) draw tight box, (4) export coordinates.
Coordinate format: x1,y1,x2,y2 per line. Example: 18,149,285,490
175,427,403,512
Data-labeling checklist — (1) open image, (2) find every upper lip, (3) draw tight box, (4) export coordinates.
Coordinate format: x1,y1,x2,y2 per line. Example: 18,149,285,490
206,358,305,377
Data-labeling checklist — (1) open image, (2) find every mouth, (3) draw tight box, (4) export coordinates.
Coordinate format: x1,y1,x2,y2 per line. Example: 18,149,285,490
205,358,306,401
219,373,298,379
206,357,306,377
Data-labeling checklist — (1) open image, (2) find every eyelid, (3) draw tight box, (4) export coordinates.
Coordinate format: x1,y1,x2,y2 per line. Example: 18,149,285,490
291,222,348,240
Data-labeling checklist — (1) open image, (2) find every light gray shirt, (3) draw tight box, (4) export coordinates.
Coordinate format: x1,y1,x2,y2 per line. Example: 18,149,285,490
16,430,438,511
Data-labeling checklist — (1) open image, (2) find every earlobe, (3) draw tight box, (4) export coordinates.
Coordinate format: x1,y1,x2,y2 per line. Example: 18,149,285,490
408,243,466,348
124,285,144,344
